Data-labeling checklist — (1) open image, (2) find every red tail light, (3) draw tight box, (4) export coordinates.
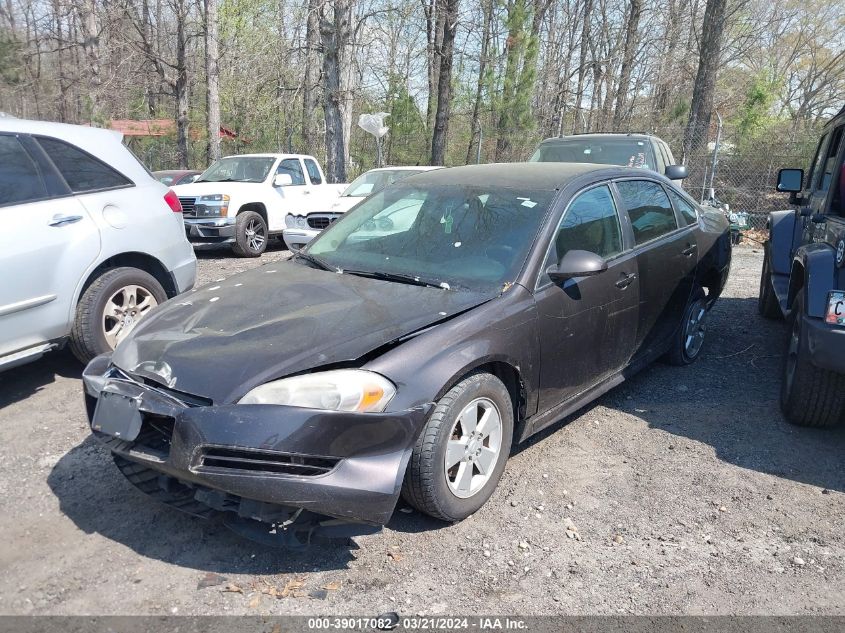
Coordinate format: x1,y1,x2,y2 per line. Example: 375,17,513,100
164,189,182,213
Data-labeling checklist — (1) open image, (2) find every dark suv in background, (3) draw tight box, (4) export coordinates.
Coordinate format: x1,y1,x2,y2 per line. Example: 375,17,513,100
759,104,845,427
530,133,688,182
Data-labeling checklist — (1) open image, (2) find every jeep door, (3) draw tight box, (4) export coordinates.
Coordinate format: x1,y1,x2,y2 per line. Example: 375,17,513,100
534,182,640,412
614,179,697,360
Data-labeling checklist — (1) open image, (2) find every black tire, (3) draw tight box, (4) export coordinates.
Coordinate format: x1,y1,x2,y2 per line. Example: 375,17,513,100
664,286,708,366
232,210,268,257
780,293,845,427
69,267,167,364
401,372,514,521
758,242,781,319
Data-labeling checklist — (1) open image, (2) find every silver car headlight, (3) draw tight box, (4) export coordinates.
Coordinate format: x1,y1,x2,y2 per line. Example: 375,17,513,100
238,369,396,413
295,215,309,229
285,214,296,228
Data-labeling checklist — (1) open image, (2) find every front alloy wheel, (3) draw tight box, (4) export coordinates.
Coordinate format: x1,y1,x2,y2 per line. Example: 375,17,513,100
102,284,159,348
445,397,504,498
402,372,513,521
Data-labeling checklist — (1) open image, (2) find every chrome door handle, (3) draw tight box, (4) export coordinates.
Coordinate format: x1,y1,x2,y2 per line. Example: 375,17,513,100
615,272,637,289
681,244,697,257
48,214,83,227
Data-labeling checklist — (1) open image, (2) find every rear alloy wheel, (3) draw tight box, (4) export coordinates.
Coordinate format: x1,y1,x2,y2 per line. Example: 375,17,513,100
70,267,167,363
780,293,845,427
402,372,513,521
665,286,708,366
232,210,268,257
758,242,781,319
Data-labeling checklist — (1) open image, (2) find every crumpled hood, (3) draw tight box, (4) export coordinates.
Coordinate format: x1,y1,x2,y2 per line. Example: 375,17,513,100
111,261,492,403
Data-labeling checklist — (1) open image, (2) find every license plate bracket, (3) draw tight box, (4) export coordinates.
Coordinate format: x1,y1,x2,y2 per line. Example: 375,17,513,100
825,291,845,326
92,388,143,441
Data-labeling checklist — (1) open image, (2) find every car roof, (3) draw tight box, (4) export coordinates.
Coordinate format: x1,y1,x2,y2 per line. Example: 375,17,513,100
366,166,442,173
153,169,199,176
0,117,152,183
221,153,315,159
538,133,657,144
405,162,631,190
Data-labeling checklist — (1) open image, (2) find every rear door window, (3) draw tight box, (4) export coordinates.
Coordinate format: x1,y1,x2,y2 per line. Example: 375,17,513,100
304,158,323,185
616,180,678,245
0,134,49,206
666,188,698,226
817,126,843,194
36,136,132,193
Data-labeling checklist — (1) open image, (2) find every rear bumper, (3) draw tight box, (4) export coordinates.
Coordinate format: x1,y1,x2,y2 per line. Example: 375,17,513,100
168,258,196,294
800,314,845,374
282,228,319,250
82,355,431,526
183,217,236,244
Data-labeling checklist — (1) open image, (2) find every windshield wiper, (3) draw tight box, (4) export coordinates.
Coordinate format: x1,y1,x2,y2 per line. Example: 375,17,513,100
342,269,452,290
195,177,240,183
294,251,338,272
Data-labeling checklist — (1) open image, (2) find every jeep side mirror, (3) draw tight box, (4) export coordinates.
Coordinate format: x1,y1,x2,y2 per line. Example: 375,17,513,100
665,164,688,180
548,250,608,282
273,173,293,187
776,168,803,193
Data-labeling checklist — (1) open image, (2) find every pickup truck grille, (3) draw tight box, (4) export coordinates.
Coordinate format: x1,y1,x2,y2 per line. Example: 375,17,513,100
178,197,197,215
307,213,342,230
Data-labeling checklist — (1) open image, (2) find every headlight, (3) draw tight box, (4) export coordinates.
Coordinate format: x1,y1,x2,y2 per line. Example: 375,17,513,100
296,215,309,229
195,194,229,217
238,369,396,413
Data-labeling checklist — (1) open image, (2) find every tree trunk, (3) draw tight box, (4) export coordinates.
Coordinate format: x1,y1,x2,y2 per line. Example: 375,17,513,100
684,0,728,155
424,0,445,133
571,0,591,134
76,0,101,122
612,0,642,130
320,0,352,183
466,0,492,164
302,0,320,151
430,0,458,165
175,0,189,168
204,0,221,164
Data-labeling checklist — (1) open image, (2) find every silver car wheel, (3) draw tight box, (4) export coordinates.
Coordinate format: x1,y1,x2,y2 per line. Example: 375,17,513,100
444,397,503,499
102,284,159,348
684,298,707,359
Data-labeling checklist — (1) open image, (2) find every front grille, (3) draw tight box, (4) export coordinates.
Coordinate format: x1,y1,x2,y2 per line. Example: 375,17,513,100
307,213,342,230
198,447,339,477
178,197,197,215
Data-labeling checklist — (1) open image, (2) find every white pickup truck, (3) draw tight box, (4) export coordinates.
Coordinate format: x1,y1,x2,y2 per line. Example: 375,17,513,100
173,153,346,257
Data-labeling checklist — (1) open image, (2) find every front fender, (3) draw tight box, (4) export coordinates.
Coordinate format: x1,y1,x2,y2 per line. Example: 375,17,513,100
768,210,798,275
792,244,836,318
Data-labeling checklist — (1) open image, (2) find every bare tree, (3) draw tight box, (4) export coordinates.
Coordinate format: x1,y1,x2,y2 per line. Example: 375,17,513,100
430,0,458,165
612,0,642,130
320,0,353,182
204,0,221,163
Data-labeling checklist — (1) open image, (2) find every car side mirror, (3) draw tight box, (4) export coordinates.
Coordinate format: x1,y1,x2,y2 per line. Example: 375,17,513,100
273,173,293,187
665,164,688,180
776,168,803,193
547,250,608,282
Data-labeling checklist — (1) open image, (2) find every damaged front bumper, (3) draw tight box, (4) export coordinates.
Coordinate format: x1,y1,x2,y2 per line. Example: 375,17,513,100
82,354,431,527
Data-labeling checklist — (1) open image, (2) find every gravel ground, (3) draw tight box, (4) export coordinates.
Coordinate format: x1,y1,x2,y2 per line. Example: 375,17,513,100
1,243,843,616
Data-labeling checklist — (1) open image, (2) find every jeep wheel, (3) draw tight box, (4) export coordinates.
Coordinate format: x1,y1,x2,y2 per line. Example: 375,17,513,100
758,242,781,319
401,372,513,521
232,211,268,257
70,267,167,363
780,293,845,427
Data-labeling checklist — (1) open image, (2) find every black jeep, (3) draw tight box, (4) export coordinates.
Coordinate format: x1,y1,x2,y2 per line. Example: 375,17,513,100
759,105,845,427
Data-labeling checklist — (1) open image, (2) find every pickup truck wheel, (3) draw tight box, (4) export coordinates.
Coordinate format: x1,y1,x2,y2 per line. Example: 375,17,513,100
664,286,707,366
69,267,167,363
758,242,781,319
232,211,268,257
780,293,845,427
401,372,513,522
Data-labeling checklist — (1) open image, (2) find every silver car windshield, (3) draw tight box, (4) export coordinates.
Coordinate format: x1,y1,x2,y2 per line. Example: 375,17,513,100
342,169,424,197
307,183,554,289
196,157,275,183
